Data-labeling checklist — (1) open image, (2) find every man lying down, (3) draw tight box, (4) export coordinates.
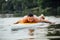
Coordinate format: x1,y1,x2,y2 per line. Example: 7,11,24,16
14,13,54,24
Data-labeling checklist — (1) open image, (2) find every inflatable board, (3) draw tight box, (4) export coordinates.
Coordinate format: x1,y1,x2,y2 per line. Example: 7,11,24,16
11,23,50,30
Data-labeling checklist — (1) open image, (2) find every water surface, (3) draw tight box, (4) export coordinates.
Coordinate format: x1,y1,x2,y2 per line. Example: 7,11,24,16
0,16,60,40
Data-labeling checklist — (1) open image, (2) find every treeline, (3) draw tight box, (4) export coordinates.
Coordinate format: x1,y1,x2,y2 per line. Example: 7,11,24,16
0,0,60,16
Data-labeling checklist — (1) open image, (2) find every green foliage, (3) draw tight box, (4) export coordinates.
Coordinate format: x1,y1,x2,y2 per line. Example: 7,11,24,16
57,7,60,16
41,0,58,9
0,0,60,16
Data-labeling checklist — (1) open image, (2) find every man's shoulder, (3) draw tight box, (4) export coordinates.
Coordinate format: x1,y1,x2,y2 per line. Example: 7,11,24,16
23,15,27,18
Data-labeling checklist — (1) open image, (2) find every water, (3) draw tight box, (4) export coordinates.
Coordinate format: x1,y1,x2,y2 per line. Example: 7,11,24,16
0,16,60,40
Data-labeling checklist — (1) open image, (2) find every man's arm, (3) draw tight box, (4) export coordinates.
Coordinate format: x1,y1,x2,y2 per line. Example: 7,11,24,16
14,21,20,24
42,19,54,24
34,17,40,23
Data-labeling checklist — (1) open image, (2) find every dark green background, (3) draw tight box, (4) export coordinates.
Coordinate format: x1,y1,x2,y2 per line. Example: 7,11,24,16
0,0,60,16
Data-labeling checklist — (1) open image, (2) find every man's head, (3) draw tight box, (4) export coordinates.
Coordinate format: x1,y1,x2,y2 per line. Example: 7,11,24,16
27,13,34,22
27,13,34,17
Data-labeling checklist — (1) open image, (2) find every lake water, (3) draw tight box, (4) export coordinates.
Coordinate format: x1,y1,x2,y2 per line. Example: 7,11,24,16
0,16,60,40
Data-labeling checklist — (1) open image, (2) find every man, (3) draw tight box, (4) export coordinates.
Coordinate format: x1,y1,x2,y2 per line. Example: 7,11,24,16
14,13,53,24
14,13,39,24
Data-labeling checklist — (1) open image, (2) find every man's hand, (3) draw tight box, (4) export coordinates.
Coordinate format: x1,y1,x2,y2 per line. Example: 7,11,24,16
14,22,19,24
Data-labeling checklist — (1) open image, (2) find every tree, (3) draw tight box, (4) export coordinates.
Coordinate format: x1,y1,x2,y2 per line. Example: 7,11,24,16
40,0,60,16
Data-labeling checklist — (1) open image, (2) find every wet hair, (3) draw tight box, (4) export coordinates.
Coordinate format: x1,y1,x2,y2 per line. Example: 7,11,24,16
27,13,34,17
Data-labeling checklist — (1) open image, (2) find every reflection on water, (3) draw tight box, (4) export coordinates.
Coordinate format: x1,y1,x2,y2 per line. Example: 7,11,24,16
0,17,60,40
47,24,60,36
49,38,60,40
0,24,60,40
28,29,35,36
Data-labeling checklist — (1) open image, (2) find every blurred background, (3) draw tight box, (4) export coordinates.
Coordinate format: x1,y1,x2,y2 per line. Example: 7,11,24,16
0,0,60,40
0,0,60,17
